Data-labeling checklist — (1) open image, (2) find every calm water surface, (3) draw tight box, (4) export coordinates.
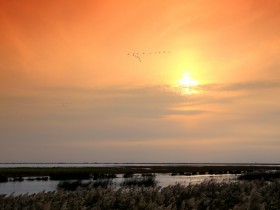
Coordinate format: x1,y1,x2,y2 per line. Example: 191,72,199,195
0,180,59,195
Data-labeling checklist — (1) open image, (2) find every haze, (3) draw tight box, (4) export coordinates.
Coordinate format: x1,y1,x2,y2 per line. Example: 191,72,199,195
1,0,280,163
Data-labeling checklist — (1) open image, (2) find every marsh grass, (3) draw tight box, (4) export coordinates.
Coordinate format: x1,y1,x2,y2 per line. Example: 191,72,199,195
0,165,277,178
91,173,117,180
10,177,24,182
57,180,83,191
0,175,8,182
121,176,158,187
123,172,134,178
49,172,90,180
91,179,113,188
57,179,113,191
141,173,156,177
1,180,280,209
239,170,280,180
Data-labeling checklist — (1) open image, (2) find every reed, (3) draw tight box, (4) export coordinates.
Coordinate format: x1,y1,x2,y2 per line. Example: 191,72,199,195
0,175,8,182
239,170,280,180
1,180,280,209
121,176,158,187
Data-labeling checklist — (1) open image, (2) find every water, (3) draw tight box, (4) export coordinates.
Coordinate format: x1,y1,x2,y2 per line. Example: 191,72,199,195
0,174,238,195
0,180,59,195
156,173,237,188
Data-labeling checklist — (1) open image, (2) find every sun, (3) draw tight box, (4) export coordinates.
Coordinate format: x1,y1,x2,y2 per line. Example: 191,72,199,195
177,73,199,94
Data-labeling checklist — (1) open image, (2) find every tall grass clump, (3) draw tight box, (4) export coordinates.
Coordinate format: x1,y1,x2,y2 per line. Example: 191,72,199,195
91,173,116,180
91,179,113,188
57,179,113,191
49,172,90,180
121,176,158,187
239,170,280,181
57,180,82,191
0,175,8,182
123,172,134,178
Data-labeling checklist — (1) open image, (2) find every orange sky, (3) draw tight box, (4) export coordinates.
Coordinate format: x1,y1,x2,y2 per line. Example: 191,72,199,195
1,0,280,162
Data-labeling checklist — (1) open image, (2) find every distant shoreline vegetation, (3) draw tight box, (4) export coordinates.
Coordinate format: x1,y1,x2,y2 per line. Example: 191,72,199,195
0,165,280,182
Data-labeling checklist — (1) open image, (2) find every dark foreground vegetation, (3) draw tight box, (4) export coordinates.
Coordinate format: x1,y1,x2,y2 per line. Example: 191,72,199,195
1,180,280,210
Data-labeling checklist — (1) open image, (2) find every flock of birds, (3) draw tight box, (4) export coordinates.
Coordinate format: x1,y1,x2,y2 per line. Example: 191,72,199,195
127,51,171,62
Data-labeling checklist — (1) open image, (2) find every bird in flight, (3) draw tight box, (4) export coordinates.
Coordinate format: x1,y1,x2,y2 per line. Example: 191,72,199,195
127,51,171,62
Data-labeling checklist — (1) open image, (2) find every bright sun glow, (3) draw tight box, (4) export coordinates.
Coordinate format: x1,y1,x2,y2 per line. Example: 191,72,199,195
177,73,199,94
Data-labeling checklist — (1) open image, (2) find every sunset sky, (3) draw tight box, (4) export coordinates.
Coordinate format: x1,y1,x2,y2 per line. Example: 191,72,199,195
1,0,280,163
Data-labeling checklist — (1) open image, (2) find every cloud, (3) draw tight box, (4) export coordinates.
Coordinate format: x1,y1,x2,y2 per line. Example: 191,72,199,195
220,80,280,91
195,80,280,92
1,81,280,162
1,85,206,117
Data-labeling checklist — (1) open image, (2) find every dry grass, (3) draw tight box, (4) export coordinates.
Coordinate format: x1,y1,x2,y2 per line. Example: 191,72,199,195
1,180,280,210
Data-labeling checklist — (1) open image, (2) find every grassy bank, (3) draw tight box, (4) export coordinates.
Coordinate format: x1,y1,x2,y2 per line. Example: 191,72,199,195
1,180,280,209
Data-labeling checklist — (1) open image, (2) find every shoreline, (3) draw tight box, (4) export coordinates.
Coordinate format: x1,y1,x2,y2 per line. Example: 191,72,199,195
1,165,279,178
